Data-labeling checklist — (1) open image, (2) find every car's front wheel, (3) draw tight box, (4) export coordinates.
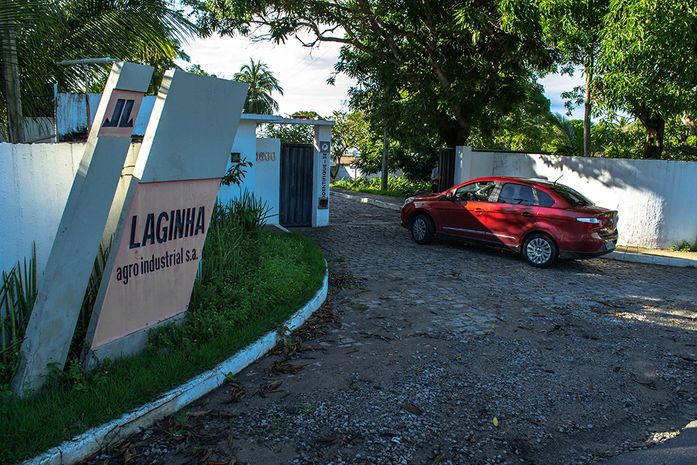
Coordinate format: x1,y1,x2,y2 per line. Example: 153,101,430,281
410,214,435,244
523,233,557,267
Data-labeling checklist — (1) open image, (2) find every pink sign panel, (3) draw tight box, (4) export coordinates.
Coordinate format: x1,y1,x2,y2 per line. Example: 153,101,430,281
91,178,220,348
98,89,145,138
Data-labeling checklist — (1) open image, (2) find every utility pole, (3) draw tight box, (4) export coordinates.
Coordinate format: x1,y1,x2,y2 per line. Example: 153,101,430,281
381,128,388,191
0,13,24,143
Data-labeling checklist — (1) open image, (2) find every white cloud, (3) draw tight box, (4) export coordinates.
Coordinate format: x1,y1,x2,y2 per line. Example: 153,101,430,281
178,35,354,117
538,72,585,119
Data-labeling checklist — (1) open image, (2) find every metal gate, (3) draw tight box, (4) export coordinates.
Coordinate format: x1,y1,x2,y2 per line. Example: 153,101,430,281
280,144,314,227
438,147,456,192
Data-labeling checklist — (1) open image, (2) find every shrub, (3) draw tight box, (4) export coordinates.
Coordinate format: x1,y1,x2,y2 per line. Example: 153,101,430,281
332,176,431,198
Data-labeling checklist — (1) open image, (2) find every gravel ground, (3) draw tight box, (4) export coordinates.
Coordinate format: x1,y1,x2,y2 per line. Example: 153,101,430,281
82,195,697,465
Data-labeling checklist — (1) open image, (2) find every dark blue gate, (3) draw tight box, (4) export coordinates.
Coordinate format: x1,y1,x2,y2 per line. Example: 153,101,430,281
280,144,314,227
438,147,456,192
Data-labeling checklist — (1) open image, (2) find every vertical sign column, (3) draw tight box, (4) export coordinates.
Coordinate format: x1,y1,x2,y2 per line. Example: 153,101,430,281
83,70,248,366
313,124,332,227
12,62,153,395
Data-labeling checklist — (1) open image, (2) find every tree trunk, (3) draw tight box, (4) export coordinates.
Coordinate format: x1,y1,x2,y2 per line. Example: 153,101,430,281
440,119,470,148
583,66,592,157
0,16,24,143
381,129,388,191
637,106,665,159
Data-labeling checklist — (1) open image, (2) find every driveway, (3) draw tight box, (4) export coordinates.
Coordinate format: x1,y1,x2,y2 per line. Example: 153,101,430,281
84,194,697,465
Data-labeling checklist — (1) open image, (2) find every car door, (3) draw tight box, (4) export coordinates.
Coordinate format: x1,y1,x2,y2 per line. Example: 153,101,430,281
486,182,536,247
440,181,496,240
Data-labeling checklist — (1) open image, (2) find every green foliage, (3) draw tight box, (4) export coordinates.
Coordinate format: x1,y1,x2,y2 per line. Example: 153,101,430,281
186,64,217,77
592,117,644,159
331,110,369,164
0,244,37,391
195,0,553,149
150,196,273,350
0,0,196,119
670,241,693,253
233,59,284,114
469,79,571,154
221,158,253,186
332,176,431,198
68,241,111,361
260,123,314,144
0,222,325,464
598,0,697,158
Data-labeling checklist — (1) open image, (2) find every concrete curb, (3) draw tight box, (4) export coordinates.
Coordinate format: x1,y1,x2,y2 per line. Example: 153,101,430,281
603,251,697,268
332,190,401,212
24,269,329,465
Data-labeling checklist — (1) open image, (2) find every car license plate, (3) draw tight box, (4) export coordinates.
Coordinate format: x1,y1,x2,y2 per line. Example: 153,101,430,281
605,241,616,250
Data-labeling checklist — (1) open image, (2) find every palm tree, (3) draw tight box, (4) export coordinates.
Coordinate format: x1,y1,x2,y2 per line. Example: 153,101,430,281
0,0,197,142
233,59,283,114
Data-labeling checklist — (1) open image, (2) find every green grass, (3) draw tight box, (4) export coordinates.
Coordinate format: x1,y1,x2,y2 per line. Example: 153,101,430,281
0,231,325,464
670,240,694,253
332,176,431,198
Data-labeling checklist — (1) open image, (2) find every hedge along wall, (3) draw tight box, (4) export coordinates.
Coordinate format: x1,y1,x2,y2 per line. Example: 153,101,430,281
454,146,697,249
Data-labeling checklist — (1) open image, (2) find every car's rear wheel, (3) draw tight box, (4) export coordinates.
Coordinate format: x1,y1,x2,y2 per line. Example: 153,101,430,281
411,214,434,244
523,233,557,267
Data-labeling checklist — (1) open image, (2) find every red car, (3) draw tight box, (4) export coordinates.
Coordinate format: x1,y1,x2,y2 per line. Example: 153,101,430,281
400,176,618,267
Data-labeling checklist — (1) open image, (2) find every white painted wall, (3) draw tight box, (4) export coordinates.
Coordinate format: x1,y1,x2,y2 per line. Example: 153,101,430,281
454,146,697,249
0,143,83,276
0,142,145,278
57,93,152,138
255,138,281,225
217,120,257,205
3,121,334,277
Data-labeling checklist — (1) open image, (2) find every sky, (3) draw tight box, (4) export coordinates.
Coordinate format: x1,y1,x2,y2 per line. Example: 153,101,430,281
178,34,586,120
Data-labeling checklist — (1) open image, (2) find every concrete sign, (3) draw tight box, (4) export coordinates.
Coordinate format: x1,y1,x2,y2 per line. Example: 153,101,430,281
83,69,248,366
12,62,154,395
90,180,219,349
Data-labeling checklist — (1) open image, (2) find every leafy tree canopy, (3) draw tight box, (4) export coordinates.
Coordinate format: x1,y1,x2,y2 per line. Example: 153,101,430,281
193,0,554,147
1,0,196,120
598,0,697,158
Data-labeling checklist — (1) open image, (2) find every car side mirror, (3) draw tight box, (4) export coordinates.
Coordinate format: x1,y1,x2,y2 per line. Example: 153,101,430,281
439,193,452,201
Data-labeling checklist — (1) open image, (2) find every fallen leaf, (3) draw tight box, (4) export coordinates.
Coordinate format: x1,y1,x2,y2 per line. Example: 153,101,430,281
400,403,423,416
492,416,499,427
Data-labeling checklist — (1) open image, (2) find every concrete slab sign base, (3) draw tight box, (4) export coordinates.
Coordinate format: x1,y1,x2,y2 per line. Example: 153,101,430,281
12,62,154,396
83,69,249,367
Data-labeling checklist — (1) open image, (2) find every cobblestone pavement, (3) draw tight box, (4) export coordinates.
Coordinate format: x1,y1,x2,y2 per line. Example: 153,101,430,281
85,195,697,465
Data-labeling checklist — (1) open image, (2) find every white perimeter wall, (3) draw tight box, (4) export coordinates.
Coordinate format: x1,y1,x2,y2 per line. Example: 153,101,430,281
255,138,281,225
454,146,697,249
2,123,283,276
1,143,84,276
217,120,256,205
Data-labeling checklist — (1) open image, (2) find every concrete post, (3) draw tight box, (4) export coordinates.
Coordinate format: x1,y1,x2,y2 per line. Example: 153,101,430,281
313,125,332,227
454,146,473,185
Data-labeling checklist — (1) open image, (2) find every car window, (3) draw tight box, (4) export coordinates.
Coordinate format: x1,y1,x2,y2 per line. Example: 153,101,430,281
551,184,593,207
454,181,495,202
535,189,555,207
498,183,534,206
